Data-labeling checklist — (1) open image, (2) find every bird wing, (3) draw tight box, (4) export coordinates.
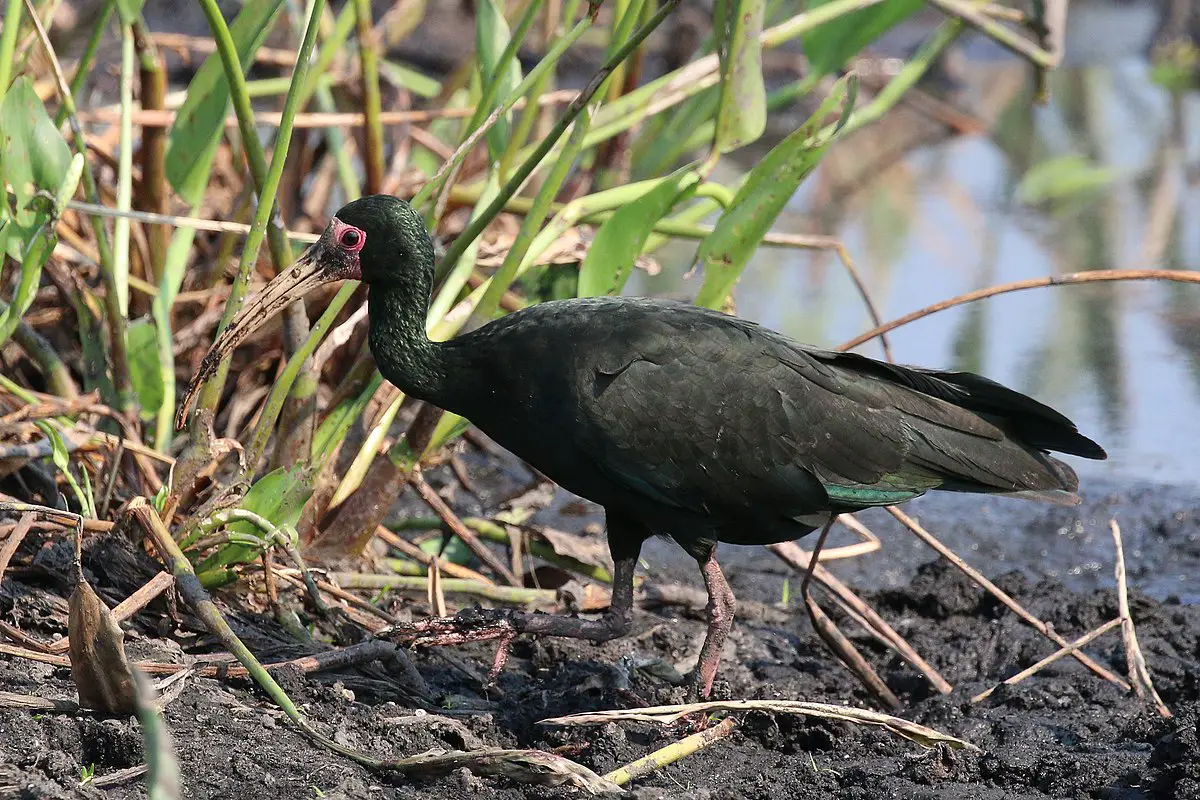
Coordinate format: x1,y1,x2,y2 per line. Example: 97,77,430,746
571,302,1090,521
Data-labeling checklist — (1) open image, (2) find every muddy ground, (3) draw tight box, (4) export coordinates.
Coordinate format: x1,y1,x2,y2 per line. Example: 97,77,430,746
1,472,1198,800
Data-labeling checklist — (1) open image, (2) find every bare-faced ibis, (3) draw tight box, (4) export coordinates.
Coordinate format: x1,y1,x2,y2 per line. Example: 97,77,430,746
183,195,1106,697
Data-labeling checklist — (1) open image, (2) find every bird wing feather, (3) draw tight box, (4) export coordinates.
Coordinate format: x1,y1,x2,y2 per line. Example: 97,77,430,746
568,302,1085,520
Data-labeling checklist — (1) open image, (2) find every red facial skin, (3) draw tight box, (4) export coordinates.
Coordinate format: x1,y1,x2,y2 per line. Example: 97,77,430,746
331,217,366,254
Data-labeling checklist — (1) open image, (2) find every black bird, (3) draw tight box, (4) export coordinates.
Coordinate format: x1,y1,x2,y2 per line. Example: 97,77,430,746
183,195,1106,697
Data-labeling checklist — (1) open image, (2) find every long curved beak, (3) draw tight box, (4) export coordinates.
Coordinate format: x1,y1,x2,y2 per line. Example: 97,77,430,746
176,242,334,431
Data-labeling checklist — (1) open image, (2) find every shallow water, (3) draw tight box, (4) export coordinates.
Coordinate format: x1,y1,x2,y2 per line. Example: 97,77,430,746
620,1,1200,601
633,0,1200,489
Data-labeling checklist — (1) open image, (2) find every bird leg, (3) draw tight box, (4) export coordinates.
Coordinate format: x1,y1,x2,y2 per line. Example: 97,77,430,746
689,550,737,700
507,553,637,641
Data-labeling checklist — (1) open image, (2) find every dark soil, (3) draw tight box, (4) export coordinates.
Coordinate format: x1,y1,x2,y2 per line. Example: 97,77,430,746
2,494,1198,800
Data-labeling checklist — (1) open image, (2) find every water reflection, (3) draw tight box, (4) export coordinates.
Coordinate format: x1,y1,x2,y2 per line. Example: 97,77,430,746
633,0,1200,485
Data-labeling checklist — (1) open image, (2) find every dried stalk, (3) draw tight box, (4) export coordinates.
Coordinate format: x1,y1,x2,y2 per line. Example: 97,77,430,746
1110,520,1171,718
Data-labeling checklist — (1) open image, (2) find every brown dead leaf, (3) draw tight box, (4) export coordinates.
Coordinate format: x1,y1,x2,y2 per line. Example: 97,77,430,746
163,408,244,519
391,747,621,794
68,577,138,714
535,526,613,573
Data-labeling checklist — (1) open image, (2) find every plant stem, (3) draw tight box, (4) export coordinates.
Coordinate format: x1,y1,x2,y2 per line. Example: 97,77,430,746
132,18,168,282
436,0,683,281
194,0,327,417
23,0,133,412
0,0,22,96
352,0,384,194
330,572,558,606
112,21,135,318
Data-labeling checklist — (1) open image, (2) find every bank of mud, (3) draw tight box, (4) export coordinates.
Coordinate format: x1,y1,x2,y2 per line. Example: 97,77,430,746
1,483,1197,799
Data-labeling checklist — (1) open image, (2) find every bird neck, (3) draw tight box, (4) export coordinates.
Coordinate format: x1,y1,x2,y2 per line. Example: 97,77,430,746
367,281,455,407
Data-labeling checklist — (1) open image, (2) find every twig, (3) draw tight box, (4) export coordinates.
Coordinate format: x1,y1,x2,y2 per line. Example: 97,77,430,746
373,525,496,584
89,765,149,789
886,506,1130,690
1110,520,1171,718
925,0,1054,66
329,572,558,606
276,570,398,625
411,472,520,586
0,513,34,587
971,618,1121,703
797,519,901,710
96,438,123,520
0,619,53,651
769,540,953,695
74,91,582,128
428,558,447,618
66,202,320,244
0,691,79,712
604,717,739,785
839,270,1200,352
539,700,977,751
47,571,175,654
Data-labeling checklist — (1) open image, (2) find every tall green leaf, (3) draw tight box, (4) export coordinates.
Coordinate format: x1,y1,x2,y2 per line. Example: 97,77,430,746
0,153,83,349
127,318,164,423
693,76,856,309
475,0,522,160
714,0,766,152
0,77,72,259
578,169,700,297
164,0,285,197
802,0,923,78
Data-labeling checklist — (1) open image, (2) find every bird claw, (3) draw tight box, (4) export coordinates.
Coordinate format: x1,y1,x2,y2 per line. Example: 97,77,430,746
484,631,517,690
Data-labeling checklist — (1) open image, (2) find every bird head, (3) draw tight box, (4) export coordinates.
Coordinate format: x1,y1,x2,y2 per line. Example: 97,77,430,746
175,195,433,430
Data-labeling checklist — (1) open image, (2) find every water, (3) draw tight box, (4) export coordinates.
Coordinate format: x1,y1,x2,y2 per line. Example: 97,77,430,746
633,0,1200,489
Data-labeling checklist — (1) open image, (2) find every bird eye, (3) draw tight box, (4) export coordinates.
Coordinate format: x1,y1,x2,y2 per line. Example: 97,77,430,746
338,228,363,249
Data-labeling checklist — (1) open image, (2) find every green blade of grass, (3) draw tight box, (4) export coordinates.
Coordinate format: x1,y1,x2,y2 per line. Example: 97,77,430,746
164,0,286,198
577,167,700,297
195,0,327,417
693,74,856,309
474,0,530,162
802,0,922,77
713,0,766,154
0,0,21,96
111,21,136,318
